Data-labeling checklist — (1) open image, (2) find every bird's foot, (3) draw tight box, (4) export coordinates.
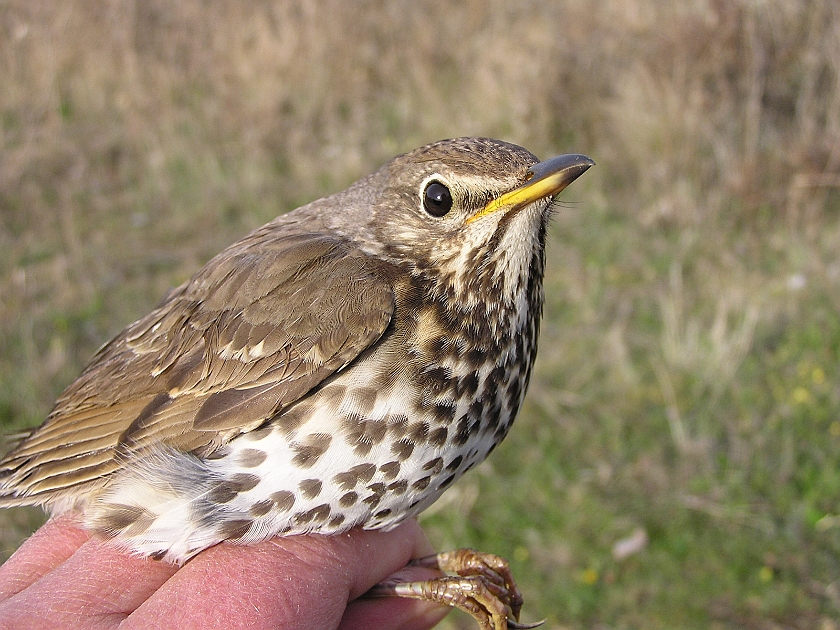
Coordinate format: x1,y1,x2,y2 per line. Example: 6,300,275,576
367,548,544,630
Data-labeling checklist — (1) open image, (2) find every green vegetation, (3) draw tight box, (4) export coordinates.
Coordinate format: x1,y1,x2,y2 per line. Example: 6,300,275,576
1,2,838,627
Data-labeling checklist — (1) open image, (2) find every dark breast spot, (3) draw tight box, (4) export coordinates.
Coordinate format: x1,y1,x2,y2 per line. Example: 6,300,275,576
445,455,463,471
430,401,456,424
391,438,415,461
387,479,408,495
207,474,260,504
270,490,296,512
291,433,332,468
411,476,432,492
484,398,502,429
299,478,323,499
294,504,331,526
339,491,359,507
363,494,383,509
343,415,387,455
453,416,471,446
429,427,448,448
409,421,429,443
230,473,260,491
219,519,252,541
439,473,457,489
275,406,308,434
458,372,480,397
379,461,401,479
333,463,377,490
363,483,386,508
366,482,386,495
387,414,409,437
506,377,523,409
493,420,511,442
421,365,452,397
348,387,379,415
488,364,505,388
467,345,485,366
249,500,274,517
237,449,267,468
99,504,154,536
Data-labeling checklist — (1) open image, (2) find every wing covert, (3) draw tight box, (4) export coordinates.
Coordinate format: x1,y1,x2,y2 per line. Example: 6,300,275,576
0,231,395,502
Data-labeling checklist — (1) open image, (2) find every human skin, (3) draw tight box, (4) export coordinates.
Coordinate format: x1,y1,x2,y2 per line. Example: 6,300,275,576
0,514,449,629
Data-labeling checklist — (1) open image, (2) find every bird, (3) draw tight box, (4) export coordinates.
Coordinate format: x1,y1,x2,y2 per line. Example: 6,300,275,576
0,137,593,629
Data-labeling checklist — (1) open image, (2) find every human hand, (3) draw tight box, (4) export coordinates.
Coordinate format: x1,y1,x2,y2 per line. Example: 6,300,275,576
0,514,449,629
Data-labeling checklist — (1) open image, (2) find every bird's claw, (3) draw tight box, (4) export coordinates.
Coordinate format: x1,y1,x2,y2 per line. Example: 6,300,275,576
367,548,540,630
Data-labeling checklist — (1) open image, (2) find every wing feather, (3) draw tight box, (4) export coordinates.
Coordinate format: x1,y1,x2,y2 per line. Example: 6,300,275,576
0,229,395,505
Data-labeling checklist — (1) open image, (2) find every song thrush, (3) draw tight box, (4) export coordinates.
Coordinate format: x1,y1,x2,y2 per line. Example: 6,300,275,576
0,137,593,629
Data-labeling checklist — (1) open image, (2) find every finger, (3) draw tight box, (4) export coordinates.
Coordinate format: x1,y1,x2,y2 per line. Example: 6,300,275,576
339,565,450,630
123,519,443,630
343,517,439,599
0,532,177,627
0,514,90,599
341,597,449,630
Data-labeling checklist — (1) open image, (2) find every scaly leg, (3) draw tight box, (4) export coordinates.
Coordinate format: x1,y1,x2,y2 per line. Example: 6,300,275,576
366,548,544,630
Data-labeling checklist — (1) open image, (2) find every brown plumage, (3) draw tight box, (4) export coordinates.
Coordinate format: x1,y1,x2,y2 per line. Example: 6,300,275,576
2,233,395,498
0,138,593,629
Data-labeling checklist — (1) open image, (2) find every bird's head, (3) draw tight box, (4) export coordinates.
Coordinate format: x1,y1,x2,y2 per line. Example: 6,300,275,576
325,137,594,305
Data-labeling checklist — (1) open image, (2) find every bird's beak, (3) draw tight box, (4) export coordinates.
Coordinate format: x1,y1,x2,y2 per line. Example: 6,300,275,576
468,153,595,224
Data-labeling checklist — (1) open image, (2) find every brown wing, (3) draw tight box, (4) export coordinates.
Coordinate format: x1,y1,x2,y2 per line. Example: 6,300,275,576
0,230,395,504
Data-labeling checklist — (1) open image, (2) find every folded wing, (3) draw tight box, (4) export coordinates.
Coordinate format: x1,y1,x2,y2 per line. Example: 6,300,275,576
0,230,395,505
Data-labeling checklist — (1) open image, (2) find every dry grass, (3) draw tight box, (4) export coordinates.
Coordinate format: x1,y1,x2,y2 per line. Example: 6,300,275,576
2,1,840,627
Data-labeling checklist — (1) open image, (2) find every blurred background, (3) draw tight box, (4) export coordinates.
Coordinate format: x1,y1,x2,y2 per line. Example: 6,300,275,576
1,1,839,627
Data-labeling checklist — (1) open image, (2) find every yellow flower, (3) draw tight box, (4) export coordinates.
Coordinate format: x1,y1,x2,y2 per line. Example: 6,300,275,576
580,568,599,585
758,566,773,583
812,367,825,385
514,546,530,563
791,387,811,404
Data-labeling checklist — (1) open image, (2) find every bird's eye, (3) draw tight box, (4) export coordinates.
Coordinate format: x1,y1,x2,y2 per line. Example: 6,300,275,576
422,181,453,217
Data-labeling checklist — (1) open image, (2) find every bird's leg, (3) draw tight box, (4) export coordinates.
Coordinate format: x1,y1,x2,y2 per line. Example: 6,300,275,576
366,548,544,630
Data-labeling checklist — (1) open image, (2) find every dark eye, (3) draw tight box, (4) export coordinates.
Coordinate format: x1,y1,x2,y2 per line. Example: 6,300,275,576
423,181,453,217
